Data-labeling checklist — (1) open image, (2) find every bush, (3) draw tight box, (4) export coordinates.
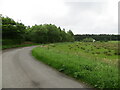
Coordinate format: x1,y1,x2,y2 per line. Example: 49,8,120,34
114,49,120,55
2,39,22,45
82,38,95,42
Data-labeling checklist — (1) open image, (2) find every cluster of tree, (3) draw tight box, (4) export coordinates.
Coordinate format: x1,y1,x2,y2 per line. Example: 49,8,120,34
25,24,74,43
82,38,95,42
75,34,120,42
2,16,26,45
2,16,74,45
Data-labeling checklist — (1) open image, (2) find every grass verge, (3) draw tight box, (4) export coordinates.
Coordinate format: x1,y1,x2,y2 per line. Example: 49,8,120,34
32,45,119,89
1,43,39,50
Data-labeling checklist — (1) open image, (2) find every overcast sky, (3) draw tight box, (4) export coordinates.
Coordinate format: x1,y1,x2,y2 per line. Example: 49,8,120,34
0,0,119,34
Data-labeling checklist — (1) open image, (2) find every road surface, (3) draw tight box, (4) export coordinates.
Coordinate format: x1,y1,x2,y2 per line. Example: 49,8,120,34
2,46,92,88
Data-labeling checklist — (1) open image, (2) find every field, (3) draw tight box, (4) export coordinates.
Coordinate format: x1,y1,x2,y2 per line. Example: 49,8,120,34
32,41,119,88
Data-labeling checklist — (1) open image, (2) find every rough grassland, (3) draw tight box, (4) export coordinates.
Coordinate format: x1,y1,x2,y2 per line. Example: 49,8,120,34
32,42,119,89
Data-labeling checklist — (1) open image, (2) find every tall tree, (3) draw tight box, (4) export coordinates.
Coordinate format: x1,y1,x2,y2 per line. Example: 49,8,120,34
2,16,26,44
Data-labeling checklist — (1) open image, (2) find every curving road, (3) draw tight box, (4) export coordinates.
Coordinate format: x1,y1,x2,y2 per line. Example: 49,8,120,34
2,46,91,88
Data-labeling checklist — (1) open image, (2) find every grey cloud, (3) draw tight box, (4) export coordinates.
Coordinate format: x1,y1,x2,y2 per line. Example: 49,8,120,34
24,0,118,34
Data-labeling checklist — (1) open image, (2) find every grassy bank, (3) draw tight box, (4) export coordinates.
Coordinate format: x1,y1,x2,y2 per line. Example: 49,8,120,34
1,43,39,50
0,39,40,50
32,42,119,89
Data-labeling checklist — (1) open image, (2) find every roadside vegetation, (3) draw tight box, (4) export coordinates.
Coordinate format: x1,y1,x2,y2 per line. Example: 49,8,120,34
2,43,39,50
32,41,119,89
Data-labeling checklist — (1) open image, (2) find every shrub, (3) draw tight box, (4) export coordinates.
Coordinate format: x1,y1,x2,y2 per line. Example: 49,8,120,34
2,39,22,45
114,49,120,55
82,38,95,42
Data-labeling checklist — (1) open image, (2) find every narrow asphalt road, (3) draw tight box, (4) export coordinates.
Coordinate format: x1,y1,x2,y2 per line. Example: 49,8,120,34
2,46,92,88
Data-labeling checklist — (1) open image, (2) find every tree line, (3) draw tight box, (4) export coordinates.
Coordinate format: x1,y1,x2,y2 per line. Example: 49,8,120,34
2,16,74,45
75,34,120,42
25,24,74,43
1,16,119,45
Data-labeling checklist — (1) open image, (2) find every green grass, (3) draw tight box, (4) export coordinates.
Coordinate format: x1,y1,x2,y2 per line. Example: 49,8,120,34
32,42,119,89
1,39,40,50
1,43,39,50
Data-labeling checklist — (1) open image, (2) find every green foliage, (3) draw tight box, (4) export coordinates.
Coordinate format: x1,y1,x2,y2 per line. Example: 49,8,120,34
2,16,74,45
2,39,21,45
67,30,74,36
82,38,95,42
2,43,39,50
2,16,26,44
114,49,120,55
27,24,74,43
75,34,119,41
32,42,119,88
